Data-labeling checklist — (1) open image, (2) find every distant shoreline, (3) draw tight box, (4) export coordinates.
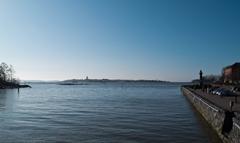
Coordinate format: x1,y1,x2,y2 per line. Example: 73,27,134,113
24,79,190,85
55,79,190,86
62,79,171,83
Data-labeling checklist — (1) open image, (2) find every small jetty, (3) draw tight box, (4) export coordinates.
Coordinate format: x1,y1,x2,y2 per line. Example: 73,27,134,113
18,84,32,88
0,82,31,89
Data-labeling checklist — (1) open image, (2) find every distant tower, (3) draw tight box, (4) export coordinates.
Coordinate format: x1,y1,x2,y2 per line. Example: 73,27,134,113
199,70,203,88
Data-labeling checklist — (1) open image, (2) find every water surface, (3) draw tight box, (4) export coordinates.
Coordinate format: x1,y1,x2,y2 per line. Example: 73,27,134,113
0,82,221,143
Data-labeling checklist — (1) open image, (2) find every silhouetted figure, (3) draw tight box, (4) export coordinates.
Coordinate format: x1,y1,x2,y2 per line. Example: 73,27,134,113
229,101,234,112
17,87,19,94
222,111,235,135
199,70,203,89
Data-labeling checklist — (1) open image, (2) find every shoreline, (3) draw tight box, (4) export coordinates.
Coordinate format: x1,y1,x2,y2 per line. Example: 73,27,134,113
0,81,31,89
181,86,240,143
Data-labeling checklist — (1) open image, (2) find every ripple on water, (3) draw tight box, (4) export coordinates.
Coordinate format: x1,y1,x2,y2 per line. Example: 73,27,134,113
0,83,221,143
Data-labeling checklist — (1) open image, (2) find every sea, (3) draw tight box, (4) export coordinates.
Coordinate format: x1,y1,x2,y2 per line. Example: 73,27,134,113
0,82,221,143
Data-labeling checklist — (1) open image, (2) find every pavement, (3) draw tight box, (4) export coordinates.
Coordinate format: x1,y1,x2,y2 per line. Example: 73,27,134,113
189,88,240,113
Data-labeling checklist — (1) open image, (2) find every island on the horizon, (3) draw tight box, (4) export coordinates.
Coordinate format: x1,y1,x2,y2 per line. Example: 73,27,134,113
56,78,188,86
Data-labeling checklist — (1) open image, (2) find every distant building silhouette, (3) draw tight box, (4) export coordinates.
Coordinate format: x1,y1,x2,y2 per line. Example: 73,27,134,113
223,63,240,84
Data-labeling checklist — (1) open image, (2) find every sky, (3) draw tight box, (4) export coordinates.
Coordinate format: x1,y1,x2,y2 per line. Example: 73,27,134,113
0,0,239,82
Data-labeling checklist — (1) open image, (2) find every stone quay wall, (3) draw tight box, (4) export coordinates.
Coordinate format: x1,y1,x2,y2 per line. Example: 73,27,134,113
181,87,240,143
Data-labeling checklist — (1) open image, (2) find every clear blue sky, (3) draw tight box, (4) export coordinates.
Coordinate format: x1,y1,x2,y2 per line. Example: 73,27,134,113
0,0,239,81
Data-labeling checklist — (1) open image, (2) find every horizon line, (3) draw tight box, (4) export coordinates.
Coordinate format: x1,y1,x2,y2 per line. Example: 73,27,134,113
21,78,190,83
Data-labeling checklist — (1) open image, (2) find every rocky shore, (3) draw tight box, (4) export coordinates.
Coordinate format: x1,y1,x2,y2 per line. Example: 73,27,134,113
0,81,31,89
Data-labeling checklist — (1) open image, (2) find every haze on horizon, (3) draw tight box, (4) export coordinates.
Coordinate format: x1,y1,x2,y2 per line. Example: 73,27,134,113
0,0,239,82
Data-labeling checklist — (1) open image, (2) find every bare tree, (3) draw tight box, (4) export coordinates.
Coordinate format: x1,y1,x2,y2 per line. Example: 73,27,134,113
0,62,9,81
0,62,16,83
7,65,15,82
0,65,4,81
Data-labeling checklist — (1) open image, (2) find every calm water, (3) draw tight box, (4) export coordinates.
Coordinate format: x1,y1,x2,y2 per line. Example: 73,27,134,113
0,82,221,143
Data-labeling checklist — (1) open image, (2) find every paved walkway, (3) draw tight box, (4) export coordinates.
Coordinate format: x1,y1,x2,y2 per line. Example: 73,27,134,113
189,88,240,113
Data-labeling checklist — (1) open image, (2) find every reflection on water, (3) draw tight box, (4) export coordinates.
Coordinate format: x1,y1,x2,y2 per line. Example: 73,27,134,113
0,83,221,143
0,90,7,110
0,89,18,111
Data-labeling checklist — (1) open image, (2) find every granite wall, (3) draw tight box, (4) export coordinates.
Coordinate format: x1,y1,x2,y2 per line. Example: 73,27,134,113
181,87,240,143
